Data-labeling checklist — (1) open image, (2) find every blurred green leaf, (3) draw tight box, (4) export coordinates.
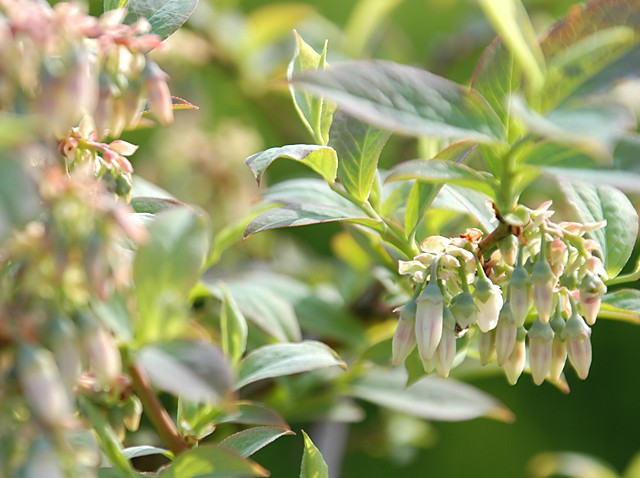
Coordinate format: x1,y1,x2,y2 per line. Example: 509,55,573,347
103,0,125,11
432,185,497,233
344,0,404,57
295,60,505,143
329,112,391,202
122,446,172,460
349,367,513,422
137,340,233,403
220,426,294,457
245,145,338,186
215,401,289,427
545,167,640,194
527,451,618,478
235,341,346,390
220,284,248,365
126,0,198,40
0,154,41,244
624,452,640,478
600,290,640,323
131,197,189,215
560,181,638,278
288,32,335,145
300,430,329,478
132,175,175,199
133,208,209,344
160,445,268,478
91,292,133,341
244,203,383,239
477,0,545,90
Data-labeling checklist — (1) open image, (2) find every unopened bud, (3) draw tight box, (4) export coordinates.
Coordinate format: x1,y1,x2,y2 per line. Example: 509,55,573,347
496,301,517,366
527,319,554,385
123,395,143,432
499,235,518,266
435,310,456,377
549,238,568,277
563,310,592,380
531,259,556,323
473,275,503,332
504,328,527,385
579,273,606,326
450,291,478,329
144,61,173,125
392,300,417,365
509,265,532,327
478,329,496,366
415,280,444,362
549,336,567,382
78,313,122,388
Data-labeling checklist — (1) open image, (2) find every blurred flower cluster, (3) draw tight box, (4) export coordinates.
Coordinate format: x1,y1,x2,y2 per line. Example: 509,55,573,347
394,201,607,385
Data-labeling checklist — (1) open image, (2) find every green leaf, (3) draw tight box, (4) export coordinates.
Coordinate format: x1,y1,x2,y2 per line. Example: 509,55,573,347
220,426,294,457
386,159,496,197
91,292,133,341
288,32,336,145
294,60,505,143
245,145,338,186
235,341,345,390
300,431,329,478
477,0,545,91
131,196,189,215
624,452,640,478
122,446,172,460
103,0,126,11
215,401,289,427
599,289,640,323
133,208,209,344
527,452,618,478
205,280,301,343
329,112,391,202
263,178,360,212
220,284,248,364
560,181,638,278
137,340,233,403
243,203,383,239
432,185,497,233
343,0,403,57
160,445,268,478
126,0,198,40
0,154,41,244
349,367,513,422
544,166,640,194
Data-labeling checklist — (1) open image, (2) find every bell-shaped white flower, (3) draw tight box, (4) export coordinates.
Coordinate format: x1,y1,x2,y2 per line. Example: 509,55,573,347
532,258,556,324
474,272,503,332
563,305,592,380
527,318,554,385
392,300,417,365
509,264,532,327
496,301,517,366
415,279,444,363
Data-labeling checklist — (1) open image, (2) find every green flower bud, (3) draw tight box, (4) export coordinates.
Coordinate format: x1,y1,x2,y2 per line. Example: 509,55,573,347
527,319,554,385
392,300,417,366
450,291,478,329
473,275,503,332
531,259,556,323
509,265,532,327
504,328,527,385
123,395,143,432
496,301,517,366
478,329,496,366
563,310,592,380
498,235,517,267
415,280,444,362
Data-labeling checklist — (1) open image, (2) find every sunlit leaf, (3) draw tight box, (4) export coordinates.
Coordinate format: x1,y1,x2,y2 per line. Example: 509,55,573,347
545,166,640,194
160,445,268,478
432,185,497,233
122,446,172,460
295,60,505,143
329,112,391,202
343,0,404,57
235,341,345,390
220,284,248,364
137,340,233,403
527,452,618,478
349,367,513,422
220,426,294,457
600,289,640,323
263,178,360,211
560,181,638,278
245,145,338,186
300,431,329,478
126,0,198,40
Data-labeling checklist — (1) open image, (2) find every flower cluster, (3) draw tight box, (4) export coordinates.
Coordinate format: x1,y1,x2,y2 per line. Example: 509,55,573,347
393,202,607,385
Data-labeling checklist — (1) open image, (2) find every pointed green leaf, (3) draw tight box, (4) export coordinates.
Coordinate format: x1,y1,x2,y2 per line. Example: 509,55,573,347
477,0,545,90
432,185,497,233
220,284,248,364
288,32,336,145
160,445,268,478
600,289,640,323
122,446,172,460
131,196,189,215
133,208,209,344
126,0,198,40
243,204,383,239
245,145,338,186
235,341,345,390
560,181,638,278
137,340,233,403
263,178,361,212
300,431,329,478
329,112,391,202
220,426,294,457
295,60,504,143
349,367,513,422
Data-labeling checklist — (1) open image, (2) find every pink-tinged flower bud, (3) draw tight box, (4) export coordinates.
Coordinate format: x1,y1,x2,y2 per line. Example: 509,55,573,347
496,301,517,366
504,328,527,385
478,329,496,366
549,238,568,277
474,275,503,332
144,61,173,125
549,308,567,381
579,273,606,326
415,280,444,362
532,259,556,323
499,235,518,267
450,291,478,329
17,345,74,428
108,140,138,156
85,326,122,388
509,265,532,327
563,311,592,380
527,319,554,385
392,300,417,366
435,310,457,377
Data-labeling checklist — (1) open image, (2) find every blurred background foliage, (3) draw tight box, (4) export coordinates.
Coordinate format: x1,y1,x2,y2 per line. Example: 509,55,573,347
85,0,640,476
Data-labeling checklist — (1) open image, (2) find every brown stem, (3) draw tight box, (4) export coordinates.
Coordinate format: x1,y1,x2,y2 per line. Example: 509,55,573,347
478,221,512,260
129,362,190,456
